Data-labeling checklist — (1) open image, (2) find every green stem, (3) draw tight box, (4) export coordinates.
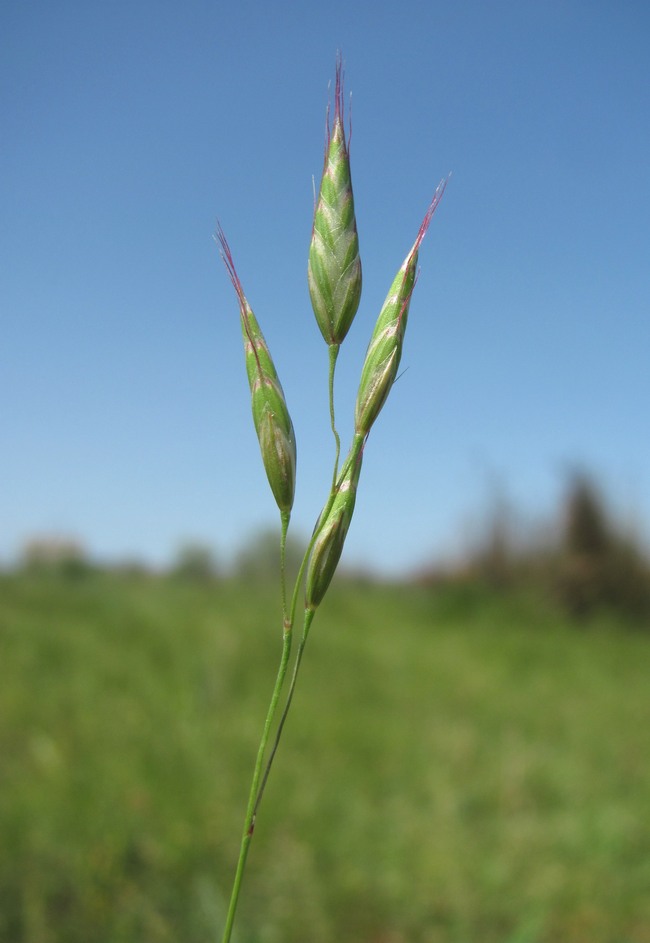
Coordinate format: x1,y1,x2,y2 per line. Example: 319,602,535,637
280,509,290,625
220,638,291,943
253,607,316,815
328,343,341,485
220,518,293,943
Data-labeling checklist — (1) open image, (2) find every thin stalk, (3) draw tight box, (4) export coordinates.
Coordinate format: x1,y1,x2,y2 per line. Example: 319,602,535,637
328,343,341,485
279,509,290,625
253,607,316,815
220,517,293,943
220,635,291,943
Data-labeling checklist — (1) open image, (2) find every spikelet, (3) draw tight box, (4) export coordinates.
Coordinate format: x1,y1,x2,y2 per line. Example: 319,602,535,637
217,227,296,514
308,56,362,345
354,181,446,438
305,439,364,611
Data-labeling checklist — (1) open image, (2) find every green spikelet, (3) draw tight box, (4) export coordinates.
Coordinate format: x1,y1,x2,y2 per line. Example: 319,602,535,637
354,182,446,438
305,438,364,611
217,227,296,514
308,56,362,345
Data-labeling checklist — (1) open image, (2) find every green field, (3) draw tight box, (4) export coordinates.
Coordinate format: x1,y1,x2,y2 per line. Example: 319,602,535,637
1,572,649,943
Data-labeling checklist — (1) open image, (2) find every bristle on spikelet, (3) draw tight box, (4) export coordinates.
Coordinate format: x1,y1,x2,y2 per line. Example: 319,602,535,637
354,180,447,437
217,225,297,514
308,55,362,346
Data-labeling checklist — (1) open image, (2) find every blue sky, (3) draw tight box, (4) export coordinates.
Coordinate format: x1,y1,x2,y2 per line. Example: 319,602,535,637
2,0,649,574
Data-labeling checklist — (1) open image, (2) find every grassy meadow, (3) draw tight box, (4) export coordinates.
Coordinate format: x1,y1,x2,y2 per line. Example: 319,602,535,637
1,571,649,943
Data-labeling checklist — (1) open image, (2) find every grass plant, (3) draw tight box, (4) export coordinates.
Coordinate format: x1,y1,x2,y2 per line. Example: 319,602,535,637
6,55,646,943
216,56,446,941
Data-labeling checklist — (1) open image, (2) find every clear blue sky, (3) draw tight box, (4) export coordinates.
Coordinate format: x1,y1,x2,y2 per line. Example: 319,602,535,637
2,0,649,574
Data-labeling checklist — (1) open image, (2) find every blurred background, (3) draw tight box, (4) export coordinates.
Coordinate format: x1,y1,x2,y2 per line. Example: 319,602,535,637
2,2,649,942
2,0,649,575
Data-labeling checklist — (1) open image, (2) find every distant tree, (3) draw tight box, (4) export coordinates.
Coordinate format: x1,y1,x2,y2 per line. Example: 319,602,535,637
557,473,650,620
564,474,612,558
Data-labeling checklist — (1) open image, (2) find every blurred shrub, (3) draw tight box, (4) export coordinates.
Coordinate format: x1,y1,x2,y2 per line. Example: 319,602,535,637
19,536,93,579
171,542,220,581
425,472,650,626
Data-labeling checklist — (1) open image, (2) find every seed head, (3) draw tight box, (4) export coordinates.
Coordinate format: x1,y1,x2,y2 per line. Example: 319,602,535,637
308,56,362,345
217,226,297,514
305,441,364,611
354,181,447,437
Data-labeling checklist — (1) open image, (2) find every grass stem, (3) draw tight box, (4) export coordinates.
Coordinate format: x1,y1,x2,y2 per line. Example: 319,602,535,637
220,519,294,943
328,343,341,485
253,608,315,816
